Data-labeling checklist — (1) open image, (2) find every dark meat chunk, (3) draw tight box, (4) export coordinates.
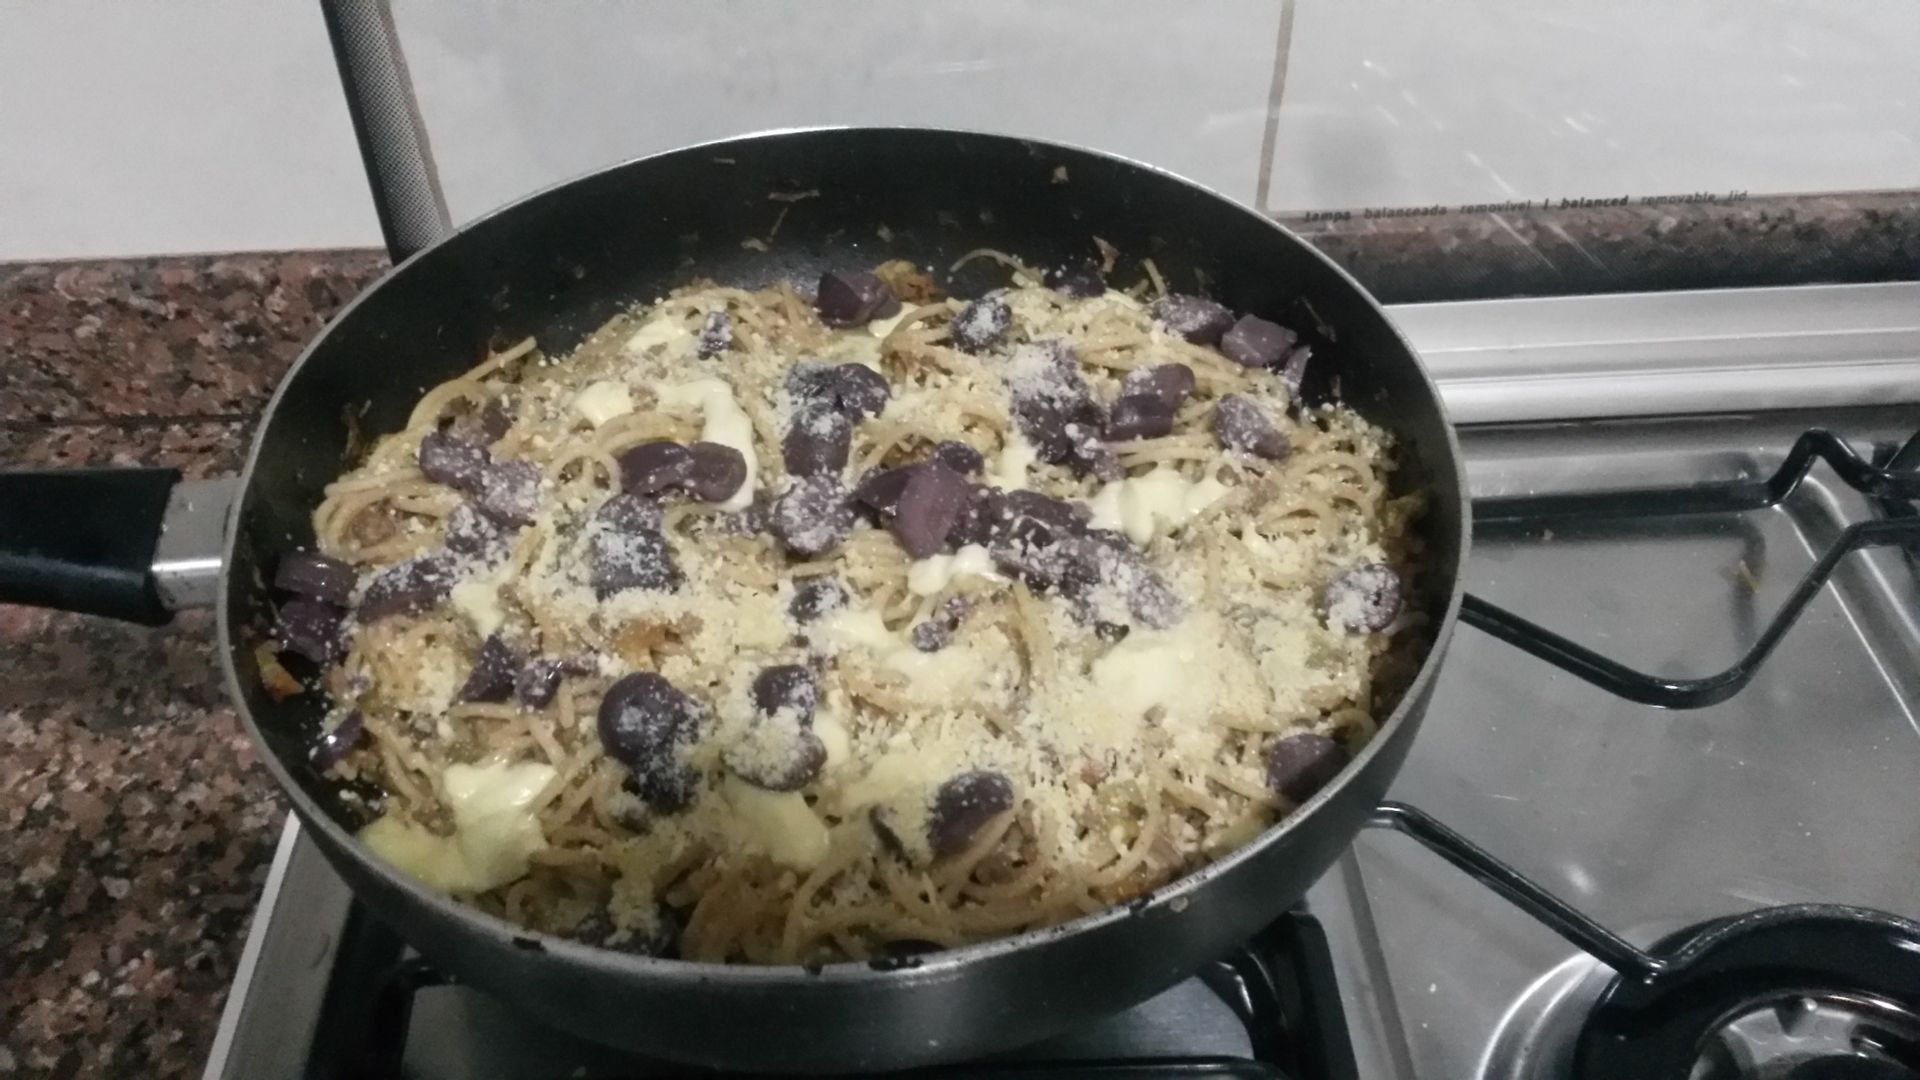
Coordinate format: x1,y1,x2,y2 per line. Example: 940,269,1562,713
1219,315,1298,369
683,442,748,503
949,293,1012,352
1120,363,1196,411
418,431,491,492
1265,733,1349,803
1103,394,1175,441
310,709,363,769
771,475,853,556
788,576,846,623
616,441,694,496
931,440,984,476
357,553,458,621
275,599,346,664
274,552,356,606
788,361,891,419
1151,294,1234,345
474,459,543,526
597,672,706,811
927,770,1015,858
783,407,852,477
1321,564,1403,633
750,664,818,721
588,494,681,597
458,634,520,703
890,461,972,558
1211,394,1290,460
1043,261,1105,298
696,311,732,358
814,270,901,328
444,502,512,558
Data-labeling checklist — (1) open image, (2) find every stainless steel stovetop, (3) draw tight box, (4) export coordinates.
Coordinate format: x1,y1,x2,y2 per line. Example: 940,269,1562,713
205,284,1920,1080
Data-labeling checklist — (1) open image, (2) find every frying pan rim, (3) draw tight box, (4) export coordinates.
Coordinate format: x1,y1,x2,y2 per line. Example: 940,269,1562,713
216,124,1470,985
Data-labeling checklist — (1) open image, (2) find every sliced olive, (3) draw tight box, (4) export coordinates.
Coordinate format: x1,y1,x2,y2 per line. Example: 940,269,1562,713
273,552,356,606
474,459,543,526
783,408,852,477
418,431,490,492
1265,733,1349,803
357,553,458,621
616,441,694,496
771,475,854,556
890,461,972,558
458,634,520,703
788,576,846,623
928,770,1015,859
950,293,1012,352
750,664,817,721
597,672,706,811
275,598,346,664
683,442,748,503
815,270,901,328
1211,394,1290,460
1219,315,1298,369
1321,564,1403,633
696,310,732,358
931,440,984,476
1150,294,1234,345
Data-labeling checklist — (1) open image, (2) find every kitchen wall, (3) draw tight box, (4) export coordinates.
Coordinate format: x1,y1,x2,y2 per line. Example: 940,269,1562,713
2,0,1915,261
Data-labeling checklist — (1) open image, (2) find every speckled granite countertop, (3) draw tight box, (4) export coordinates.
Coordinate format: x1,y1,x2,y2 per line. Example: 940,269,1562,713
1,192,1915,1077
0,253,384,1079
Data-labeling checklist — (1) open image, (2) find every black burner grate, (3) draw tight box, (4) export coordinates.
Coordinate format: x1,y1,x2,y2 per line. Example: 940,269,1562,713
1372,426,1920,1079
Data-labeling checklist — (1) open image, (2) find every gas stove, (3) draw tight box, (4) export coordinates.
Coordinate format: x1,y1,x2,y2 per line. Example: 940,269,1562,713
203,283,1920,1080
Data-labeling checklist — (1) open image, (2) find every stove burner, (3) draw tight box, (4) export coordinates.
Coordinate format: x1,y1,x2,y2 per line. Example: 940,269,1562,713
1690,992,1920,1080
1574,906,1920,1080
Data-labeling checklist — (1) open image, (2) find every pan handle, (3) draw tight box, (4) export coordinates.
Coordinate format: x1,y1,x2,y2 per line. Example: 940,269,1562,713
0,469,232,624
319,0,452,263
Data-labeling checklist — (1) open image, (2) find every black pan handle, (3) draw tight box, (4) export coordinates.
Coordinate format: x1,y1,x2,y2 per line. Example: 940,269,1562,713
0,469,233,625
318,0,451,263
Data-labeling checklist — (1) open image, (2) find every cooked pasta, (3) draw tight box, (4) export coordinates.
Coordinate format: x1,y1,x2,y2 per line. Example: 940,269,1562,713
274,255,1427,966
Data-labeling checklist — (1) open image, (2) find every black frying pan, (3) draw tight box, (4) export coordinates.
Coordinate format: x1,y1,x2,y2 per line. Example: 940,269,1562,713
0,127,1469,1071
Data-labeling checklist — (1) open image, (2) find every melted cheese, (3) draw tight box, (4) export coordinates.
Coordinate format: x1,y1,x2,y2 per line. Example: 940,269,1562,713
449,578,506,638
1089,613,1224,728
835,750,940,813
1086,466,1228,545
724,778,829,870
820,608,1009,703
905,543,998,596
654,378,758,511
867,309,910,338
624,313,693,355
986,432,1038,491
572,380,633,427
813,708,851,769
360,759,556,893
